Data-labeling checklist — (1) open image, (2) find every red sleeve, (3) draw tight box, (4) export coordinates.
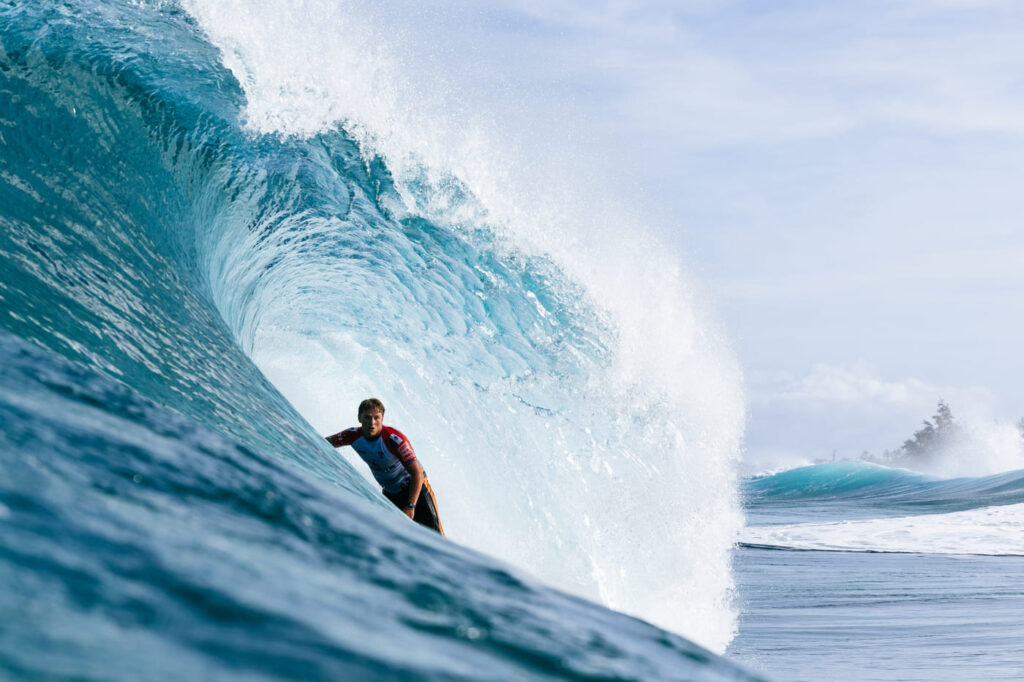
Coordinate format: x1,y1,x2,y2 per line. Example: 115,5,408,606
382,426,417,464
326,427,360,448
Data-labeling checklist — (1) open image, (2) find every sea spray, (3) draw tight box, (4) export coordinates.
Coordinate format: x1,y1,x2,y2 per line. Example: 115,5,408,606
902,418,1024,479
183,0,747,649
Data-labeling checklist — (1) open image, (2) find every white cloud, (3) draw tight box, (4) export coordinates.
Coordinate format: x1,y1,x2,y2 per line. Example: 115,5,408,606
766,363,933,404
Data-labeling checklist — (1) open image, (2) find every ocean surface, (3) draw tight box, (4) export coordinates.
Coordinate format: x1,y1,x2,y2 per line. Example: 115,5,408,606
730,461,1024,681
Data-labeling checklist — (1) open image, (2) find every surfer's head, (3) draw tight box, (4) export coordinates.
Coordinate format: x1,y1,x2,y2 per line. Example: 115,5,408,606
358,398,385,439
358,398,385,419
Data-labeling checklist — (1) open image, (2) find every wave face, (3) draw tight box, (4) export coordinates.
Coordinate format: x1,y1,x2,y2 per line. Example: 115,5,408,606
0,0,750,677
742,461,1024,555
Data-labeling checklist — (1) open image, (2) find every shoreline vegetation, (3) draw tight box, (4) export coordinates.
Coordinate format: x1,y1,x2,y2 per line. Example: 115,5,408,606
858,401,1024,469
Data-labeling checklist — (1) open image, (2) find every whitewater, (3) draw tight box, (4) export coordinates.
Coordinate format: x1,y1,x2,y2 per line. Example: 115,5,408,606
0,1,754,680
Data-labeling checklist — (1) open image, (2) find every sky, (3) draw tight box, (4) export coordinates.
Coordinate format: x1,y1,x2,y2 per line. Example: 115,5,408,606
197,0,1024,472
429,0,1024,469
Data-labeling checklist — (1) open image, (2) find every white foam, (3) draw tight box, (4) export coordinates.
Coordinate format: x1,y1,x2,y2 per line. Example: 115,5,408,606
741,503,1024,556
183,0,746,651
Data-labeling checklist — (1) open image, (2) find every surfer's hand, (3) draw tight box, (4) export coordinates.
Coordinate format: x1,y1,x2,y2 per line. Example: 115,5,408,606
403,507,415,519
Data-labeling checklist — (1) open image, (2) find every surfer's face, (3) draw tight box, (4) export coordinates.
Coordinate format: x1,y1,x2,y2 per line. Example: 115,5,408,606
359,408,384,439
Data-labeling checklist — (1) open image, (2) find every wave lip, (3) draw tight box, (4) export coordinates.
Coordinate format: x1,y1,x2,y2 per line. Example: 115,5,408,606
744,461,1024,514
740,502,1024,556
744,461,931,501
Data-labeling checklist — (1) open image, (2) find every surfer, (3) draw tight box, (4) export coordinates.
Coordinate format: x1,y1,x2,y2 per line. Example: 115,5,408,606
326,398,444,535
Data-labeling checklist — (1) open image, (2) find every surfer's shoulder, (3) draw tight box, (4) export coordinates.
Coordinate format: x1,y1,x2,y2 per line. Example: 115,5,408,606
381,426,416,461
326,427,362,447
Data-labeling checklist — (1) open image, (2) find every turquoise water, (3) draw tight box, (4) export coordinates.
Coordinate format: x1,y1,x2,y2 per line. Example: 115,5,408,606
0,1,754,679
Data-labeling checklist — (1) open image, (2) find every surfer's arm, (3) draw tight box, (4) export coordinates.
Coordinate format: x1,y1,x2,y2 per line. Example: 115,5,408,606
403,460,424,517
325,428,359,448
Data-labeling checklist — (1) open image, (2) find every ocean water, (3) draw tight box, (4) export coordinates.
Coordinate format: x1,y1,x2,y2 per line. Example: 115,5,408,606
730,461,1024,681
0,1,755,680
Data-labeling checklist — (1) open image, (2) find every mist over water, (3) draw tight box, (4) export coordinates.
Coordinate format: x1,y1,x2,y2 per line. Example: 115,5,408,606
907,419,1024,479
183,0,746,649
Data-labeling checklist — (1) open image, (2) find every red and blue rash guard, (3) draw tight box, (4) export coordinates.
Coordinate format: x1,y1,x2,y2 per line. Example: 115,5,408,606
326,426,418,493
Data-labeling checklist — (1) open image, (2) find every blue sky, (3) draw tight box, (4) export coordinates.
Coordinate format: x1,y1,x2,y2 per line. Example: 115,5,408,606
188,0,1024,470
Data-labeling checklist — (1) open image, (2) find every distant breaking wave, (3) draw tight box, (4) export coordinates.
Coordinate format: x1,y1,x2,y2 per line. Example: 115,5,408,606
744,461,1024,514
742,460,1024,557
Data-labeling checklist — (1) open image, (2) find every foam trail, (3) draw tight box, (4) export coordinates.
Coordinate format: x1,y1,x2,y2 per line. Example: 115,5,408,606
742,503,1024,556
184,0,746,650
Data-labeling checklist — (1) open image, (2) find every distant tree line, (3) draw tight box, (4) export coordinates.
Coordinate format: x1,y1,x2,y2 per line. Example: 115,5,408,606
861,401,1024,466
862,400,959,465
899,400,958,459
